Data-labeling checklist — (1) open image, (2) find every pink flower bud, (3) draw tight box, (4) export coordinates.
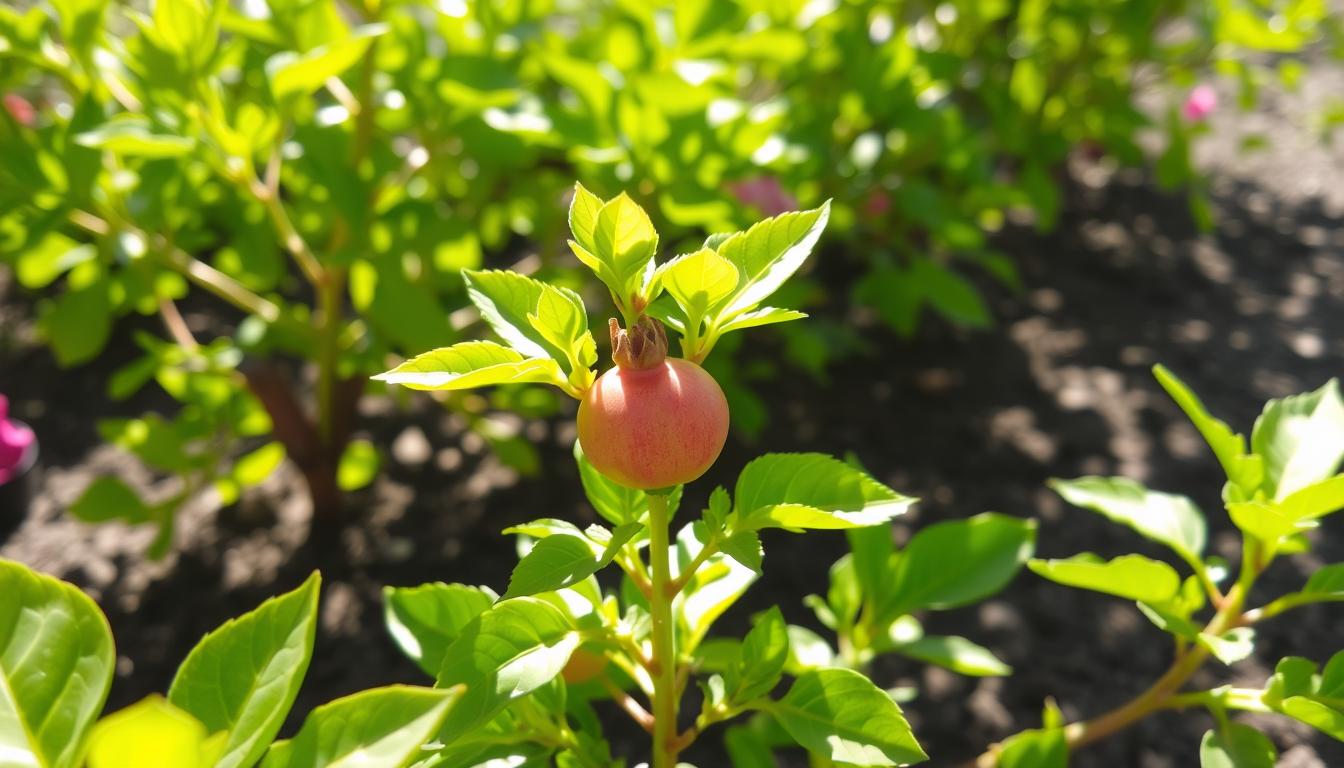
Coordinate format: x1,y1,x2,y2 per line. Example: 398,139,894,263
864,188,891,217
727,176,798,217
3,94,36,127
1182,85,1217,123
0,395,36,485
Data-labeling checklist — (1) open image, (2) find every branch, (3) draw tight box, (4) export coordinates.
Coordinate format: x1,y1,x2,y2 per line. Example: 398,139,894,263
600,677,654,734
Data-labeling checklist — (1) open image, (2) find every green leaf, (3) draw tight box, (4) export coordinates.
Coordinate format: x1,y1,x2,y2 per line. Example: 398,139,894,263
1278,475,1344,521
168,572,321,768
1226,501,1314,545
70,476,151,524
720,530,763,574
567,182,604,254
729,607,789,704
784,625,837,674
262,685,460,768
233,442,285,487
1153,365,1262,492
1268,651,1344,739
267,25,387,100
764,668,927,766
675,522,758,649
15,233,96,289
337,439,379,491
384,583,496,678
881,513,1036,619
717,306,808,333
589,192,657,303
997,728,1068,768
40,282,111,367
717,203,830,317
0,558,115,768
373,341,564,391
503,523,640,598
656,247,739,324
462,270,570,367
75,118,195,158
87,696,226,768
1028,554,1181,604
574,441,650,525
1200,725,1276,768
733,453,915,532
1252,380,1344,500
895,635,1012,677
1303,564,1344,598
1050,476,1206,562
435,598,580,741
1197,628,1256,665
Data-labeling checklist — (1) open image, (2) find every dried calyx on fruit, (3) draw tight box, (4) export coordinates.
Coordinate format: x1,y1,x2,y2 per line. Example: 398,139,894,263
577,316,730,491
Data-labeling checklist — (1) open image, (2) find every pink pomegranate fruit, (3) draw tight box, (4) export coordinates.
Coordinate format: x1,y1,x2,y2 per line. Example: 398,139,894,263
578,317,729,490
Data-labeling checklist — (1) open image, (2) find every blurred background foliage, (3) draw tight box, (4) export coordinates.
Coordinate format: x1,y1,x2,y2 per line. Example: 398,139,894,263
0,0,1338,538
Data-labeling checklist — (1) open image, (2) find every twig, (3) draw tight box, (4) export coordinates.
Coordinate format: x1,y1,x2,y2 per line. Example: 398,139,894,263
601,677,655,734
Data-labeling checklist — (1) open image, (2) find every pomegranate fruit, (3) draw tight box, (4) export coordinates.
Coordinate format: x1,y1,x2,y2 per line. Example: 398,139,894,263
577,317,729,490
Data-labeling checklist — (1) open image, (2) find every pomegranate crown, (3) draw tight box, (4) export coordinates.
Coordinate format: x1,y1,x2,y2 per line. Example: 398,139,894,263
609,316,668,370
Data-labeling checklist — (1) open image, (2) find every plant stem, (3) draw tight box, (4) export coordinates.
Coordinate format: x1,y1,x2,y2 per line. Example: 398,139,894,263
316,268,345,444
647,491,681,768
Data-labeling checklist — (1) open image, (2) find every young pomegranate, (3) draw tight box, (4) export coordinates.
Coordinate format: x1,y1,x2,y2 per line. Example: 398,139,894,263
577,317,729,490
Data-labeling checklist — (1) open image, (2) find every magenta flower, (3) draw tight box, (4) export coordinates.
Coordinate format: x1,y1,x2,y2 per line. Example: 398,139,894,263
727,176,798,217
0,395,35,485
1182,85,1217,123
3,94,35,127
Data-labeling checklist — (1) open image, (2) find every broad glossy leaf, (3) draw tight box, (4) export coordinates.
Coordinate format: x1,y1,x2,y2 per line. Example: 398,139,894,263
169,573,320,768
1226,501,1314,544
87,696,226,768
592,192,657,292
733,453,914,531
436,598,579,740
717,203,830,317
657,247,739,321
567,182,604,254
1153,366,1262,492
1199,725,1276,768
784,625,836,674
895,635,1011,677
717,306,808,333
1279,475,1344,521
766,668,926,766
267,25,387,99
373,341,563,391
1267,651,1344,739
0,559,115,768
384,584,496,677
1251,380,1344,500
1050,476,1205,561
881,513,1035,619
1304,564,1344,598
1028,554,1181,603
263,685,459,768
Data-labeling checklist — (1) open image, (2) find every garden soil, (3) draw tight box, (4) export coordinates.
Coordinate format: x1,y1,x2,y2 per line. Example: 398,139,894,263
4,76,1344,767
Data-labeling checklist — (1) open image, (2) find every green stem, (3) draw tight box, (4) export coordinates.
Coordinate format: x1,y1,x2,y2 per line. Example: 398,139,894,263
316,267,345,444
647,491,680,768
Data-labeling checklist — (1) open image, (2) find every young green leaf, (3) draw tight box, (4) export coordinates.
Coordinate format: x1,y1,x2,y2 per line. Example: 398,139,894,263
435,598,580,741
1251,380,1344,501
372,341,565,391
727,607,789,704
504,523,640,598
1153,365,1263,492
267,25,388,100
1226,501,1315,546
1050,476,1206,563
1199,724,1276,768
75,118,195,158
784,625,838,674
732,453,915,532
717,306,808,333
1197,627,1256,665
1028,554,1181,604
996,727,1068,768
894,635,1012,677
656,247,739,325
168,572,321,768
384,583,497,678
462,270,566,363
0,558,115,768
675,522,759,649
880,513,1036,619
716,202,831,317
1266,651,1344,740
69,475,152,524
262,685,460,768
591,192,658,304
568,182,605,254
87,696,226,768
763,668,927,766
1302,563,1344,599
1277,474,1344,521
720,530,764,573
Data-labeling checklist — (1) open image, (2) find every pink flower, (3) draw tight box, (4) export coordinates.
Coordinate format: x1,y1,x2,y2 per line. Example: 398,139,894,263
727,176,798,217
0,395,35,485
3,94,36,127
1182,85,1217,123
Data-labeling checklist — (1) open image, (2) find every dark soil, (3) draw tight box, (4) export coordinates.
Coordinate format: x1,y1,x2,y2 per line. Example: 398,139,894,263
4,92,1344,768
